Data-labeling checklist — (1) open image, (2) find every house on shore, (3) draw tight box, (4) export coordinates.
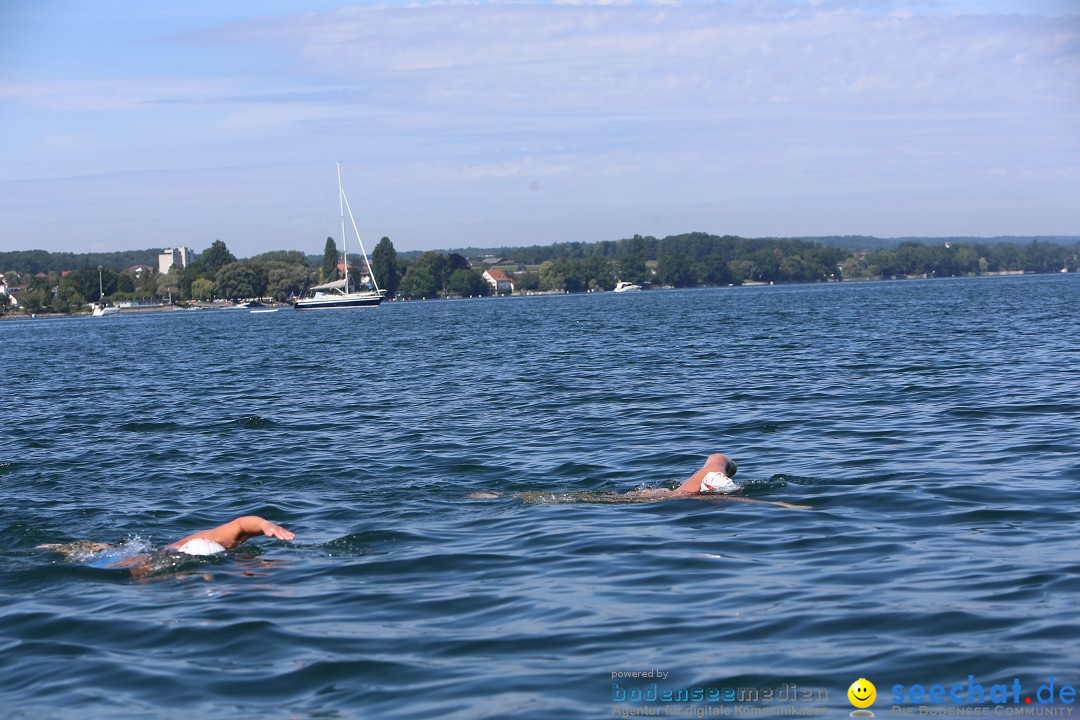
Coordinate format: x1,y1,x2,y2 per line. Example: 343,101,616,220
483,269,514,295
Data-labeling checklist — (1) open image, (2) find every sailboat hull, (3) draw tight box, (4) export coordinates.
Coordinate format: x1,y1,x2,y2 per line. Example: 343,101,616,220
293,292,384,310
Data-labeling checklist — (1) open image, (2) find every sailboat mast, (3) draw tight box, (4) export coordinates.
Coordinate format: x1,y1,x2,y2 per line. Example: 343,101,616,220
337,161,348,290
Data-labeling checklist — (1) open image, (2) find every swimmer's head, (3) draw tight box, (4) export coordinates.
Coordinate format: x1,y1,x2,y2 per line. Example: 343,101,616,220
724,458,737,477
176,538,227,556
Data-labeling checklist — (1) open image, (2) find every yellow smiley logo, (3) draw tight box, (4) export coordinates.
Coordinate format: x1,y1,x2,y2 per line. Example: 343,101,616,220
848,678,877,709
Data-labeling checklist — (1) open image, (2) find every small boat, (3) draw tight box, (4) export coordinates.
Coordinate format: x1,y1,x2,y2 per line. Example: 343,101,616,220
294,163,385,311
250,308,279,314
613,281,642,292
90,267,120,316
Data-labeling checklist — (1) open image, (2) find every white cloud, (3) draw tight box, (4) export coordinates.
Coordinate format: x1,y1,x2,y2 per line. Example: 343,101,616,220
464,156,574,178
0,78,235,112
216,103,343,131
187,1,1079,126
553,0,633,5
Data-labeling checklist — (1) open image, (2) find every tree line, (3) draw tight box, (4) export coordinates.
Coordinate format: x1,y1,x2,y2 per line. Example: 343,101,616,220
407,234,1080,263
2,234,1077,315
0,249,161,276
501,233,1077,290
840,240,1077,279
0,236,486,313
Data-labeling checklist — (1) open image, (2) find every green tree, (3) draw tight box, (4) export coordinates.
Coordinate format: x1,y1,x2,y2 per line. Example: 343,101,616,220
191,277,215,301
20,287,50,313
136,272,158,299
250,250,309,265
840,256,871,280
159,268,182,302
61,267,116,302
579,256,616,291
695,255,734,285
778,255,816,282
267,264,311,301
538,258,570,291
371,237,399,296
214,262,257,300
747,249,781,282
245,261,268,297
52,285,86,314
538,257,613,292
657,253,695,287
400,252,447,298
618,254,648,285
200,240,236,276
517,271,540,291
179,266,196,300
446,268,490,297
447,253,470,273
728,259,755,284
321,237,340,283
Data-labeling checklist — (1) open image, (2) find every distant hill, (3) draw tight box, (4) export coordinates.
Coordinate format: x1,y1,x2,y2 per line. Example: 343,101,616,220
794,235,1080,252
0,249,162,275
412,234,1080,262
4,235,1077,275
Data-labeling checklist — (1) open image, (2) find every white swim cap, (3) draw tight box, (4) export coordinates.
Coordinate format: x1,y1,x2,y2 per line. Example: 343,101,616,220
699,471,740,494
176,538,227,556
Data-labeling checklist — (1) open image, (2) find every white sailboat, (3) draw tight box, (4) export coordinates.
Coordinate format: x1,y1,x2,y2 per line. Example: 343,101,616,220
90,266,119,316
294,163,385,310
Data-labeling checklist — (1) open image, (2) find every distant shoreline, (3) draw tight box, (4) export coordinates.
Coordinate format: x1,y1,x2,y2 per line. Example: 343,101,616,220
2,269,1071,321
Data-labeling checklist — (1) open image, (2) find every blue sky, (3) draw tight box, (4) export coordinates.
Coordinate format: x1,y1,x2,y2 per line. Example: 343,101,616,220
1,0,1077,258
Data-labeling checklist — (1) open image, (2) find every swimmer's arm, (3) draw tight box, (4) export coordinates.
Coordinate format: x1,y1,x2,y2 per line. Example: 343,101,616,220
166,516,295,551
674,475,706,493
676,453,737,493
629,470,709,497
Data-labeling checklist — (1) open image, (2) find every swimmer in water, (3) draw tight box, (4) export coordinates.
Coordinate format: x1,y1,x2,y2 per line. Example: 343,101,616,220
624,453,739,499
469,453,808,509
164,515,295,554
37,515,295,567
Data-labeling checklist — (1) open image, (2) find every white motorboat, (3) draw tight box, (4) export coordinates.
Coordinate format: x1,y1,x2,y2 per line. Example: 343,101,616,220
613,281,642,292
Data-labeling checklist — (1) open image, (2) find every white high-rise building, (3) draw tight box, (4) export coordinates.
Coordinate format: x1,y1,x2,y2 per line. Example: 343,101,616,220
158,246,197,274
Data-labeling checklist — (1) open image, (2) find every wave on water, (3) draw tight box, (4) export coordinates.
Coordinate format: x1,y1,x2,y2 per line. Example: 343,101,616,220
234,415,276,429
321,529,425,556
116,421,183,433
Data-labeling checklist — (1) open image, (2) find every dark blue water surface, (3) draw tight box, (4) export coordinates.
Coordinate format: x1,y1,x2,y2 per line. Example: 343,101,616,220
2,274,1079,719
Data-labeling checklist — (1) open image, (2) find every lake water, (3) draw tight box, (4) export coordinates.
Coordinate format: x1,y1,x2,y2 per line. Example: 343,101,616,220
2,274,1079,719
